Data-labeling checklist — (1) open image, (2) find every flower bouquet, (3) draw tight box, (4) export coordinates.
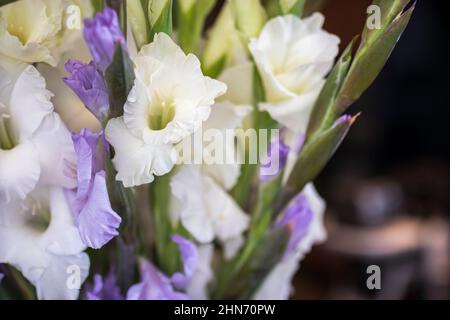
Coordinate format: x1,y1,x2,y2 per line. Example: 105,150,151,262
0,0,414,300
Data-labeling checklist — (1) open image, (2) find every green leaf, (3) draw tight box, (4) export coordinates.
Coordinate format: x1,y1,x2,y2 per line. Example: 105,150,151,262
240,227,290,299
335,2,415,113
362,0,412,45
149,0,173,39
149,173,181,275
105,44,135,119
306,38,356,139
282,115,356,208
91,0,105,13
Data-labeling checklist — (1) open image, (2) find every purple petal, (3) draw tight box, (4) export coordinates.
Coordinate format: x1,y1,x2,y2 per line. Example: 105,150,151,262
85,272,123,300
76,171,122,249
260,137,290,182
275,193,313,257
83,8,125,72
171,235,199,290
0,272,4,283
63,60,109,120
126,260,189,300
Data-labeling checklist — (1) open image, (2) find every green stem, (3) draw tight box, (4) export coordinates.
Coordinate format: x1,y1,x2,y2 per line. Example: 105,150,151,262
149,173,180,275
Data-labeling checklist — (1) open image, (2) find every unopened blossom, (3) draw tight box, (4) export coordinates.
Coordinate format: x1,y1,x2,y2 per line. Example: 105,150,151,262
249,14,340,133
0,65,77,204
126,259,189,300
0,187,89,300
253,184,326,300
63,60,109,120
66,129,121,249
106,33,226,187
37,35,102,134
83,7,125,72
85,271,123,300
0,0,92,67
260,136,290,182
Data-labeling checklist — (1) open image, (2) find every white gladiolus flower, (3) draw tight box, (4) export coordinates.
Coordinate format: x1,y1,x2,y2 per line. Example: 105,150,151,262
0,65,77,204
0,187,89,300
105,33,226,187
170,165,249,244
253,183,326,300
0,0,93,67
249,13,340,133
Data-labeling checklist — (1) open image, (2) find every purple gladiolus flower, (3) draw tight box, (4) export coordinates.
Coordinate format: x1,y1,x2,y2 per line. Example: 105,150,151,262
275,193,313,257
171,235,199,290
260,136,290,182
83,7,125,72
126,260,189,300
66,129,121,249
63,60,109,120
85,272,123,300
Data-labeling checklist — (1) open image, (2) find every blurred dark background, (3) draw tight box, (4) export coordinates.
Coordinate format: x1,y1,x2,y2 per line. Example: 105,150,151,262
294,0,450,300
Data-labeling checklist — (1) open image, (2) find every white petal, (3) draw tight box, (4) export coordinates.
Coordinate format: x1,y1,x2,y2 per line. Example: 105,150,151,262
218,62,254,105
140,32,185,64
252,252,300,300
9,65,54,140
32,113,78,189
259,83,323,133
106,117,177,187
40,187,86,255
206,175,250,243
35,252,90,300
0,140,40,203
202,102,252,190
123,77,151,139
170,165,215,243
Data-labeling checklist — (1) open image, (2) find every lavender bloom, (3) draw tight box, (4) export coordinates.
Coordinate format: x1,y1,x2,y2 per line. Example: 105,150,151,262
66,129,121,249
126,260,189,300
171,235,199,290
63,60,109,120
85,272,123,300
275,193,313,257
83,8,125,72
260,137,290,182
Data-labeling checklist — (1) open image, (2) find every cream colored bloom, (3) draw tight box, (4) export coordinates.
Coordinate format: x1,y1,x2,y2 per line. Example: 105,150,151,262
170,165,249,244
0,0,92,67
249,14,340,133
106,33,226,187
0,187,89,300
0,65,77,204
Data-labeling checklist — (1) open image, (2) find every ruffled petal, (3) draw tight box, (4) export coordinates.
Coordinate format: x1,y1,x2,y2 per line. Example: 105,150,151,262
32,113,78,189
105,117,177,187
35,252,90,300
259,84,323,133
9,65,54,140
0,140,40,203
76,171,121,249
